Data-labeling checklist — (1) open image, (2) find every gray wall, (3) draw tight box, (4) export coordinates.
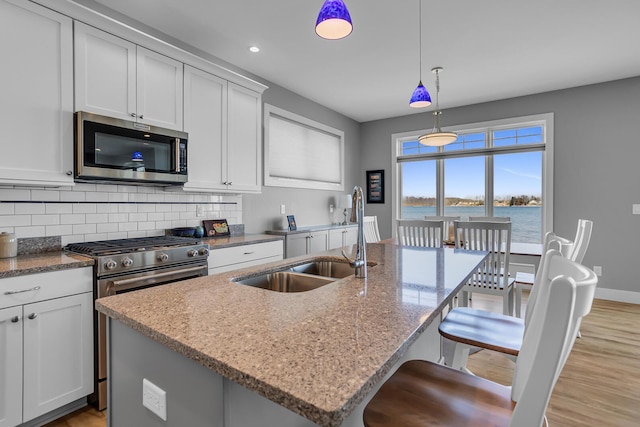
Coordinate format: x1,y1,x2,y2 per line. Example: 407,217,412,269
243,85,361,234
360,76,640,293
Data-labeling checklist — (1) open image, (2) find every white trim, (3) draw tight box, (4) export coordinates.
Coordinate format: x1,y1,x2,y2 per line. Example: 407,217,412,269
392,113,554,240
595,288,640,304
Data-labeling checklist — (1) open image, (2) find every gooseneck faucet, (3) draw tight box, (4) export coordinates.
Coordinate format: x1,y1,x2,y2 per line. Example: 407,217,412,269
342,185,367,278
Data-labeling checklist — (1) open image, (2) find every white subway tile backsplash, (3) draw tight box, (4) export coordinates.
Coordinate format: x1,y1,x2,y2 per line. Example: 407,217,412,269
31,189,60,201
97,223,119,233
15,203,45,215
32,215,60,226
0,183,241,245
61,214,85,225
45,203,73,214
0,203,15,215
86,192,109,202
73,204,97,214
0,215,31,227
73,223,97,235
46,224,73,236
15,225,46,238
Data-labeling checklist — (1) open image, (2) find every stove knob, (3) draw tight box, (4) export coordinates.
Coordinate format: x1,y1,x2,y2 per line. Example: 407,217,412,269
121,257,134,268
198,247,209,256
157,253,169,262
105,259,117,270
187,249,198,257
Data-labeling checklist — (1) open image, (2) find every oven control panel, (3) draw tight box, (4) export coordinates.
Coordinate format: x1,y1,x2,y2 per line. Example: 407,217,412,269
97,244,209,275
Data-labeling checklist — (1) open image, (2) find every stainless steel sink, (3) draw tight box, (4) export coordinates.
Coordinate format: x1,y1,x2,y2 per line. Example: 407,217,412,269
233,260,357,292
234,271,336,292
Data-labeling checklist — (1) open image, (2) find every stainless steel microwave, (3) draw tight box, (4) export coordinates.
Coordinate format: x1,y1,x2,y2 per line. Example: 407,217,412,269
75,112,188,185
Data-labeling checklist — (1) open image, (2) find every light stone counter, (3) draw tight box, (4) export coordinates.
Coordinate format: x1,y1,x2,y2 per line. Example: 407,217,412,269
96,243,487,426
0,251,94,279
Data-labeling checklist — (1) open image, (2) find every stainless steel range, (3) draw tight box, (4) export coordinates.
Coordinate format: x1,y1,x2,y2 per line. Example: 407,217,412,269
65,236,209,410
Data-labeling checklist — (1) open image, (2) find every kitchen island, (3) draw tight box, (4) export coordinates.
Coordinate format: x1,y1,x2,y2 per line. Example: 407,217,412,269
96,242,487,426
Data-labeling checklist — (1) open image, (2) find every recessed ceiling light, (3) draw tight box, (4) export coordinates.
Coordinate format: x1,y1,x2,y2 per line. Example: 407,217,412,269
249,46,260,53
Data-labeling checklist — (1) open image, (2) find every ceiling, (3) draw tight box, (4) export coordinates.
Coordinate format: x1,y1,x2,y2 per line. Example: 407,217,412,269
86,0,640,123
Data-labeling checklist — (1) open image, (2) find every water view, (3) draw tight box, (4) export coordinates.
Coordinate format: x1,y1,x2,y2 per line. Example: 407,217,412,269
401,205,542,243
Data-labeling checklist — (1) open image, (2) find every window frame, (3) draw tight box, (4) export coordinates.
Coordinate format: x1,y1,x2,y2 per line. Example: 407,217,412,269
391,113,554,241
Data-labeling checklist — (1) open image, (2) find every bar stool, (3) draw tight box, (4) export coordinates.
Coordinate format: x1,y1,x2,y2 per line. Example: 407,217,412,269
363,251,597,427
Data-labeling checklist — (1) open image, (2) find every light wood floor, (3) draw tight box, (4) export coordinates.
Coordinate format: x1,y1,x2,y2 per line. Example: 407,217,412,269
44,295,640,427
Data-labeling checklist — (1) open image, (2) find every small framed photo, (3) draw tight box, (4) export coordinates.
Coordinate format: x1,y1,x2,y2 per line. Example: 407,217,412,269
366,170,385,204
287,215,297,231
203,219,230,237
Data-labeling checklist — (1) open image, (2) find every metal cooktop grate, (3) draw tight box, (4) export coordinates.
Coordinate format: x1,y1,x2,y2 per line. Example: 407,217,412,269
65,236,200,256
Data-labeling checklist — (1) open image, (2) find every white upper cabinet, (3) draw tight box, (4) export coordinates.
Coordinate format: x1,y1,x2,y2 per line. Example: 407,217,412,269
0,0,74,186
183,67,262,193
75,22,183,131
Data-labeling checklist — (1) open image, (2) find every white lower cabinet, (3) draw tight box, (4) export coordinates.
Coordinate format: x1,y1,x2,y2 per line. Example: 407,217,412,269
208,241,283,274
285,231,329,259
328,226,358,250
0,268,93,427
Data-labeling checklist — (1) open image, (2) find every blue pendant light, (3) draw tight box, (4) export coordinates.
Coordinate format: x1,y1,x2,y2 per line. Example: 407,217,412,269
315,0,353,40
410,0,431,108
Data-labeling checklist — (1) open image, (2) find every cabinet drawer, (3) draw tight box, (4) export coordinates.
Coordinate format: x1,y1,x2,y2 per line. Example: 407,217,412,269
209,241,283,270
0,267,92,309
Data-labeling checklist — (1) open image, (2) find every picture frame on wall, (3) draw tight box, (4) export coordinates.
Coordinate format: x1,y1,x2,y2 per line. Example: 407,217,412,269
287,215,297,231
366,170,385,204
203,219,230,237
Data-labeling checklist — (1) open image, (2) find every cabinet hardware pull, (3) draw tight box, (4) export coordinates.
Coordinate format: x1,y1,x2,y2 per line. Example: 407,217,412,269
139,114,144,119
243,251,255,255
130,113,136,118
11,316,20,323
28,313,38,320
4,286,41,295
66,170,73,176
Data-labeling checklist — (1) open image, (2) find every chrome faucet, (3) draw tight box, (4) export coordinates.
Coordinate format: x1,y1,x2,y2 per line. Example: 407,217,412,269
342,186,367,278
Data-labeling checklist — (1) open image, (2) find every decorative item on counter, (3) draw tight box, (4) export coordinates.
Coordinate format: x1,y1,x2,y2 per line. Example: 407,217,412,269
171,227,196,237
340,194,352,225
203,219,230,237
0,232,18,258
287,215,297,231
194,225,205,238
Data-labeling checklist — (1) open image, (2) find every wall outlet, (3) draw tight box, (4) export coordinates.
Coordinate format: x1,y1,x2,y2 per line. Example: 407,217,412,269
142,378,167,421
329,204,334,213
196,205,204,217
593,265,602,276
280,204,286,215
633,204,640,215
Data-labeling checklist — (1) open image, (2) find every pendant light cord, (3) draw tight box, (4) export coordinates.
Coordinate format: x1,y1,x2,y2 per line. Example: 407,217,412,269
418,0,422,81
433,69,441,131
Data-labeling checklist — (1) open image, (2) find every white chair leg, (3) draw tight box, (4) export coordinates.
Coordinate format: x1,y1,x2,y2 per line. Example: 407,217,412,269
515,284,522,318
443,339,472,372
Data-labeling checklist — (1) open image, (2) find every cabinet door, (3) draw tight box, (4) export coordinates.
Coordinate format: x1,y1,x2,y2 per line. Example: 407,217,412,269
0,0,73,186
328,229,344,250
137,47,184,130
286,234,309,259
22,292,93,422
309,231,329,254
74,22,137,121
0,306,22,427
183,65,227,191
343,227,358,248
226,83,261,192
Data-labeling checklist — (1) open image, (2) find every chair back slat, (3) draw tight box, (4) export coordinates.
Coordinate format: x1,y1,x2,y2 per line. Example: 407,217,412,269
363,216,381,243
397,220,444,247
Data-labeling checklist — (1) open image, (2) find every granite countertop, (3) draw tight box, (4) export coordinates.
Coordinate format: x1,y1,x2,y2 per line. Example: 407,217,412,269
95,243,487,426
0,252,94,279
201,233,284,248
265,224,357,235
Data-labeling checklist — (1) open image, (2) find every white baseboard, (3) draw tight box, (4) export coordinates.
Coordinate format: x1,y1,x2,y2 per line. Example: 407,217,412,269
595,288,640,304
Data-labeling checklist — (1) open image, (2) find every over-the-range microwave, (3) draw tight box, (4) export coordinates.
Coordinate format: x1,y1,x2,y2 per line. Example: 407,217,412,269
75,112,188,185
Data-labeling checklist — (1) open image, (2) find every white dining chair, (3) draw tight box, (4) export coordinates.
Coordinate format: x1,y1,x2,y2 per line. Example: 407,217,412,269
438,232,569,373
424,215,460,242
454,220,515,315
363,216,381,243
469,216,511,222
397,219,444,247
363,251,598,427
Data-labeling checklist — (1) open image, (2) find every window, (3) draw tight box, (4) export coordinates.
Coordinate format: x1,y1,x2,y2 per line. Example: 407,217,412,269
392,114,553,243
264,104,344,191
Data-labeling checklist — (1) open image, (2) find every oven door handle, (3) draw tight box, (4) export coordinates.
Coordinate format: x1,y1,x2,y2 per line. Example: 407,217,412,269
105,265,207,294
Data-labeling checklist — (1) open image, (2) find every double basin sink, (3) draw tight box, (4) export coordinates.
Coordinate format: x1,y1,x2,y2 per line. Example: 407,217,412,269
233,260,362,293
